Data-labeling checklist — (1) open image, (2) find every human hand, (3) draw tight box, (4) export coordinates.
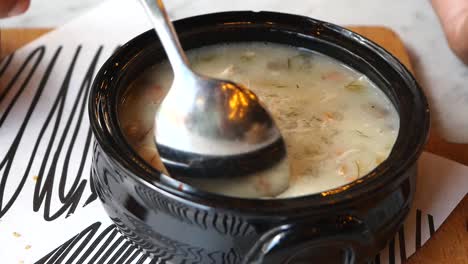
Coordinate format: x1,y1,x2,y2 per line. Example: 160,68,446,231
432,0,468,64
0,0,30,18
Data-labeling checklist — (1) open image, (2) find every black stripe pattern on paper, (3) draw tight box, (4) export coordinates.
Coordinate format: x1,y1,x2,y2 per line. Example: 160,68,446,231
372,209,437,264
35,222,153,264
0,45,108,220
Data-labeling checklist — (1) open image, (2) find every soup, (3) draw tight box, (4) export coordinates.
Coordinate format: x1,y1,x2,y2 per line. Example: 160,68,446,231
118,42,399,198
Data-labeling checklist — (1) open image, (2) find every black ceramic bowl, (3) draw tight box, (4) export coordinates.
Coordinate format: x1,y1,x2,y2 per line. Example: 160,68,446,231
89,11,429,263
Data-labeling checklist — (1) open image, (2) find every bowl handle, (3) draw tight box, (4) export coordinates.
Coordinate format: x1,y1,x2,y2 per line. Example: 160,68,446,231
243,216,370,264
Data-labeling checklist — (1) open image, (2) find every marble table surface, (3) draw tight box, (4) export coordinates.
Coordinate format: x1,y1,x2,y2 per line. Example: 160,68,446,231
2,0,468,143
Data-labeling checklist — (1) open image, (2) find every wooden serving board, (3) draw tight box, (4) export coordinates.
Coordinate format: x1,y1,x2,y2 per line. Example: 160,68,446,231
1,27,467,263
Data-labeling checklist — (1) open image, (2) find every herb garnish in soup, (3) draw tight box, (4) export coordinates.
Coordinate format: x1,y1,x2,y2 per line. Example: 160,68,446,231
118,42,399,198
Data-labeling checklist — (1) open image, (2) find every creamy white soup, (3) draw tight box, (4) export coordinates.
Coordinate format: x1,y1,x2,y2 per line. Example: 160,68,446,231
119,42,399,198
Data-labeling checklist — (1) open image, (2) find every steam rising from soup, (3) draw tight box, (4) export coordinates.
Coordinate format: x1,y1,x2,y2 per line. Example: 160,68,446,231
118,42,399,198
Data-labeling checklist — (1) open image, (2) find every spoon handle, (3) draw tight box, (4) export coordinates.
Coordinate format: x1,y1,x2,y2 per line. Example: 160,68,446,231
139,0,190,74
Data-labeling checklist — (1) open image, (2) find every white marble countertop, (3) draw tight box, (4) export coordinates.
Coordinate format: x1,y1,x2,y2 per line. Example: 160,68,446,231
2,0,468,143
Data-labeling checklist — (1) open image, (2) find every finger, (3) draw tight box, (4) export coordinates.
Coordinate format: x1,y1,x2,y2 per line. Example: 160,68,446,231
0,0,30,18
432,0,468,64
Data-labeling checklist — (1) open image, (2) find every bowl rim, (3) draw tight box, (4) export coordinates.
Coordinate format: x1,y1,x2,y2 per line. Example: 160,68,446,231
89,10,430,213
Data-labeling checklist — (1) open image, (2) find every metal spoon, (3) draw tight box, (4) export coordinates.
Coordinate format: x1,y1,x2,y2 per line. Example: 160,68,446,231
139,0,289,197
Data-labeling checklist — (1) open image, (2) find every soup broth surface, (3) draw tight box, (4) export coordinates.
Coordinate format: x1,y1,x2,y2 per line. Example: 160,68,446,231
119,42,399,198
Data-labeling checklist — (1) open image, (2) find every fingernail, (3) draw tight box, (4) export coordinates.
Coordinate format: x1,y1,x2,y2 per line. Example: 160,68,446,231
8,0,30,17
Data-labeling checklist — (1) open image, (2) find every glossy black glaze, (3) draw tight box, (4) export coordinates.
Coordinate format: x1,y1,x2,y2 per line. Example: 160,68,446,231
89,11,429,263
